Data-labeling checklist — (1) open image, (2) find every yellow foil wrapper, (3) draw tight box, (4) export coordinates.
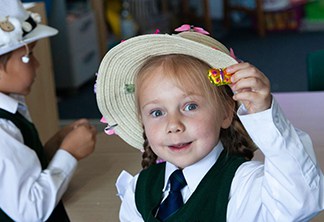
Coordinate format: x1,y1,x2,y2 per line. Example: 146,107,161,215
208,68,232,86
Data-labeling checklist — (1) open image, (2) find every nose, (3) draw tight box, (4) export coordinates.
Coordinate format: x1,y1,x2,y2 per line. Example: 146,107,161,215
166,114,185,134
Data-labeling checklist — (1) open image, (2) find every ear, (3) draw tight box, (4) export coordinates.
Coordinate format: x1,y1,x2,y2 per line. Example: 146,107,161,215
221,100,235,129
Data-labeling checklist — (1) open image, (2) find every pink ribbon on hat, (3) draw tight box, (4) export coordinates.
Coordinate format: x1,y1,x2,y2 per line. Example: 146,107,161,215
229,48,243,63
100,116,117,135
175,24,210,35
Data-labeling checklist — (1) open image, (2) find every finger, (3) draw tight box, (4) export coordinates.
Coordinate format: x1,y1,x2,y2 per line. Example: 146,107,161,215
77,124,97,135
233,90,272,112
232,76,267,93
232,91,260,113
74,122,92,130
73,119,89,128
89,125,97,134
233,90,259,102
234,86,270,101
226,62,251,74
231,67,262,83
228,63,268,85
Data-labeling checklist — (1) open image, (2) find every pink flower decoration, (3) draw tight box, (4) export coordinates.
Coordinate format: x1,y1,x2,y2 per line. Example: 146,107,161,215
100,116,118,135
100,116,107,123
156,159,166,164
175,24,209,35
94,72,98,94
104,126,116,135
230,48,236,59
229,48,243,63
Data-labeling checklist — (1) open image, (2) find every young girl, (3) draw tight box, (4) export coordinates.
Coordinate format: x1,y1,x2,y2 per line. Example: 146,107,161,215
0,1,96,221
96,26,324,221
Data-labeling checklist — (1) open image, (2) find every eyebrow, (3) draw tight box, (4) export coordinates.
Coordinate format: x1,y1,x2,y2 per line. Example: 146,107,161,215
141,99,160,110
141,93,203,109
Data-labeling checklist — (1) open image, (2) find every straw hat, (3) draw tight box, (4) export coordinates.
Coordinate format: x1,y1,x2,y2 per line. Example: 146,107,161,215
96,30,238,150
0,0,58,55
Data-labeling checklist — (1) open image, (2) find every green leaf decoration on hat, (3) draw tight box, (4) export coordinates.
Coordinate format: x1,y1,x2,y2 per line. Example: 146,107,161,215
124,84,135,94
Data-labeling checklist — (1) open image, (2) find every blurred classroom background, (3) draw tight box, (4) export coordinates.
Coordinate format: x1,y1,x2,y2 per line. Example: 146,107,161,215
23,0,324,120
23,1,324,221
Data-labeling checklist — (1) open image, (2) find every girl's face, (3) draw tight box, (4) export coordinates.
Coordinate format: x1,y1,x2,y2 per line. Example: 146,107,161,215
0,42,39,95
138,66,232,169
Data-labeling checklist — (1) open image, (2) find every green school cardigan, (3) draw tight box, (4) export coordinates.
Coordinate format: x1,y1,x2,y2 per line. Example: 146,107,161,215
135,150,247,222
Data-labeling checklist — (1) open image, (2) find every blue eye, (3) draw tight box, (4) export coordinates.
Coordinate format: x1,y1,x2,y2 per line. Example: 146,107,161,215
151,110,164,117
184,103,198,111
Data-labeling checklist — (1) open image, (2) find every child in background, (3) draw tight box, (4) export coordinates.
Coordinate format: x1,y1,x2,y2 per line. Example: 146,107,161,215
0,1,96,221
96,26,324,221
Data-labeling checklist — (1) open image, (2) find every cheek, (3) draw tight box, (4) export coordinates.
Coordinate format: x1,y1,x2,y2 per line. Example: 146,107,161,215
20,69,34,84
194,116,221,139
144,124,160,144
142,120,165,148
25,61,37,72
196,126,219,140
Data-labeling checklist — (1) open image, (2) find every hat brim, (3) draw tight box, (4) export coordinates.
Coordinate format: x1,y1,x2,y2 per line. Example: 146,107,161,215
0,24,58,55
96,32,237,150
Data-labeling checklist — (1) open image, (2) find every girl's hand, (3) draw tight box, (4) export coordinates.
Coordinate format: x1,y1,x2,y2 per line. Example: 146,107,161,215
227,62,272,114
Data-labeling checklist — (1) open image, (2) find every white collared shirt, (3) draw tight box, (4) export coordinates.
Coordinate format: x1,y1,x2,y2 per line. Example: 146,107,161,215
161,143,223,204
116,97,324,222
0,92,77,222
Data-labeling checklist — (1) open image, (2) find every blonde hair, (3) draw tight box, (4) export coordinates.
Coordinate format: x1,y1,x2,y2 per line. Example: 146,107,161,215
135,54,257,169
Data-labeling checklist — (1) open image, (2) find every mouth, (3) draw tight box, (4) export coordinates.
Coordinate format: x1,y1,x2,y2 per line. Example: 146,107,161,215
168,142,192,151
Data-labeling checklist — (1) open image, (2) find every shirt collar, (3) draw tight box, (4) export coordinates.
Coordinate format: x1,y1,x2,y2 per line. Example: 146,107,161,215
0,92,19,114
163,142,224,193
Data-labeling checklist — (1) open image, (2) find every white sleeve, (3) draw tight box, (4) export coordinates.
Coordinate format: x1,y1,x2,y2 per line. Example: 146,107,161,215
0,119,77,222
116,171,144,222
227,97,324,221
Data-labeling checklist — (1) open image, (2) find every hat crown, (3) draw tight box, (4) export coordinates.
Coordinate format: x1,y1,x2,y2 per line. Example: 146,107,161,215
0,0,58,56
0,0,29,22
177,32,230,55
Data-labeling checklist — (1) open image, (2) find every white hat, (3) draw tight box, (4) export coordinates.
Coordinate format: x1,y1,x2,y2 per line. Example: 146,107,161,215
96,30,238,150
0,0,58,55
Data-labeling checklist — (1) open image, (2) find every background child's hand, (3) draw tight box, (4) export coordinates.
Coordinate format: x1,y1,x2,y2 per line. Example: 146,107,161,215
44,119,90,159
227,62,272,114
60,120,97,161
